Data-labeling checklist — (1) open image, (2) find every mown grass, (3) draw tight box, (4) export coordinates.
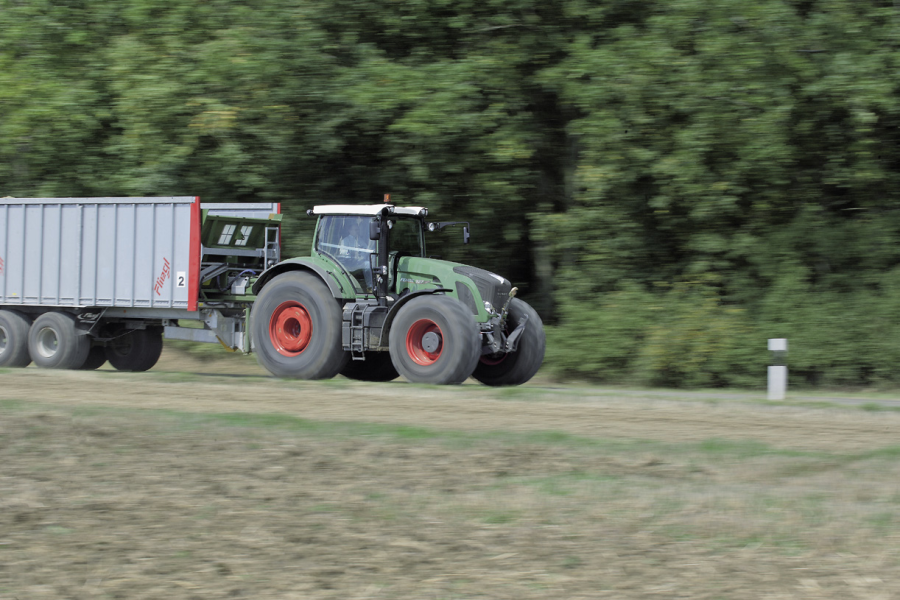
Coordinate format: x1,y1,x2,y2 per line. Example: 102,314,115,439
4,397,899,464
2,396,900,599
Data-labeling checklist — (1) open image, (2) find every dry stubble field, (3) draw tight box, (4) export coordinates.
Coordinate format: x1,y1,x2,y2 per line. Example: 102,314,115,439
1,348,899,599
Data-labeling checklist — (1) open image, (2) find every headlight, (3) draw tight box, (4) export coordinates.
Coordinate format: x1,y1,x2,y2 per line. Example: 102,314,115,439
484,301,493,313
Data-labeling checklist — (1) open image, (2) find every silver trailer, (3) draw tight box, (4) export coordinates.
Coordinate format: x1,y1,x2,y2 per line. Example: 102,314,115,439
0,197,281,371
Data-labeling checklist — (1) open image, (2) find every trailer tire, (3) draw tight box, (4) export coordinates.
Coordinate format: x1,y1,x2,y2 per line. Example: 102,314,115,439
105,328,163,372
389,294,480,385
341,352,399,382
78,345,108,370
472,299,545,387
0,309,33,368
28,312,91,369
251,271,349,379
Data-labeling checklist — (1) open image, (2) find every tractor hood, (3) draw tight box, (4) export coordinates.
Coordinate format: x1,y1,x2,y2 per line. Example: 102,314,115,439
396,257,512,321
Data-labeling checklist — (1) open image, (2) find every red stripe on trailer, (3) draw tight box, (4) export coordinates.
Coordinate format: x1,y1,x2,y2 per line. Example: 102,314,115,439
188,196,201,312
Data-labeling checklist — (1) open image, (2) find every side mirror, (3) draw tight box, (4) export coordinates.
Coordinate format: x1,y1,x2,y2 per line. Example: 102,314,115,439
463,226,470,245
369,219,381,240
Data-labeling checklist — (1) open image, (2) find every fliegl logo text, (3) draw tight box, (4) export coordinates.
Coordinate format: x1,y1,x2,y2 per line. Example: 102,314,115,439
154,258,171,296
0,255,4,275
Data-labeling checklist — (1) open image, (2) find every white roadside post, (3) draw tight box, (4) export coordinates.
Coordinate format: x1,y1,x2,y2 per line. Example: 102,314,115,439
767,338,788,401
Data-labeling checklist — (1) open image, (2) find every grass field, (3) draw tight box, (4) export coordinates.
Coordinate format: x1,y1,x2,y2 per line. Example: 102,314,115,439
1,350,899,599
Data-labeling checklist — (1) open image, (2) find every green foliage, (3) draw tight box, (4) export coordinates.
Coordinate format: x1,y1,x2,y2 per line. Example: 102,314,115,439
634,282,761,388
549,280,762,387
3,0,900,386
547,281,655,382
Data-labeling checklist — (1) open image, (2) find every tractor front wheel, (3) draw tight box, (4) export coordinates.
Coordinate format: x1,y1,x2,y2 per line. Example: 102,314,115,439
389,295,480,385
251,271,348,379
472,298,545,387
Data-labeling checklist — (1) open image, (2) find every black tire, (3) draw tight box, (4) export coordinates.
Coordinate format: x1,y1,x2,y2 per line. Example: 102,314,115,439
251,271,349,379
28,312,91,369
0,309,33,368
105,328,163,372
472,298,545,387
341,352,399,382
78,344,108,370
388,294,480,385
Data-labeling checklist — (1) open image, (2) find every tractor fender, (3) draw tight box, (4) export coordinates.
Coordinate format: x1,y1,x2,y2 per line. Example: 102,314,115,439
251,259,347,299
377,288,452,349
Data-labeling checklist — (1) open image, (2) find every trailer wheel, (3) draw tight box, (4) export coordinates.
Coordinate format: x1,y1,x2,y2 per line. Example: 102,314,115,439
389,295,480,385
472,298,545,387
340,352,399,382
0,309,33,368
105,328,163,372
251,271,349,379
28,312,91,369
78,345,108,370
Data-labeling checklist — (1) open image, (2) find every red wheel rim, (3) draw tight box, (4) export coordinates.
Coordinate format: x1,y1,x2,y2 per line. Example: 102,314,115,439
479,352,506,366
406,319,443,366
269,301,313,357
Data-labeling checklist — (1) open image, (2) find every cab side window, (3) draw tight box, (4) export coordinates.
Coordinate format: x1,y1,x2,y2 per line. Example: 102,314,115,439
389,218,423,256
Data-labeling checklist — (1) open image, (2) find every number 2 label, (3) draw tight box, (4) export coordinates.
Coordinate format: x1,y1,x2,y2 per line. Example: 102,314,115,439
176,271,186,288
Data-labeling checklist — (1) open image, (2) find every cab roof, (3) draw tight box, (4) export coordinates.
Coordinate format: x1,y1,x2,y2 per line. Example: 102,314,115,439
310,204,427,217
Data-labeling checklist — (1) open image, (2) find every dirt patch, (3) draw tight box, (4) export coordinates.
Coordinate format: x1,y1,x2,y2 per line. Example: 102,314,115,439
1,351,899,598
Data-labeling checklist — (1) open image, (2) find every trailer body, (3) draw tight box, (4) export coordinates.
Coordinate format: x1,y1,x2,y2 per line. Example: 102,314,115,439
0,197,281,371
0,197,200,310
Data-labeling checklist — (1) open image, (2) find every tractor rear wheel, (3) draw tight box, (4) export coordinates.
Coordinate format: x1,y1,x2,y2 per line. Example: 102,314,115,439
0,309,33,367
251,271,349,379
28,312,91,369
341,352,399,382
105,328,163,371
472,298,545,386
389,295,480,385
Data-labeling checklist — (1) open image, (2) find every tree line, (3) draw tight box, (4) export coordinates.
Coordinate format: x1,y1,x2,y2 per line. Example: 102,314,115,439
2,0,899,386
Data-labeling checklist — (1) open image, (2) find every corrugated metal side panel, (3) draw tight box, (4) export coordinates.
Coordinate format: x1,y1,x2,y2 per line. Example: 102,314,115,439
0,205,6,301
59,204,82,305
79,204,98,305
2,205,26,304
132,203,154,307
95,204,117,306
23,205,42,304
0,198,196,309
114,203,136,306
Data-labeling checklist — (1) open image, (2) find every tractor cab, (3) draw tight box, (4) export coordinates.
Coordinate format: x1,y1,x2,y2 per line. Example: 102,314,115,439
310,204,427,298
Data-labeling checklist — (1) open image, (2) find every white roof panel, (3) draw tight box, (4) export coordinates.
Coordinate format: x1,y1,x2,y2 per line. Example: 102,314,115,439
311,204,426,216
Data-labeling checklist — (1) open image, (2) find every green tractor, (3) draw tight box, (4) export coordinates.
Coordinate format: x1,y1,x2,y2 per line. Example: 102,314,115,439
249,202,544,385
